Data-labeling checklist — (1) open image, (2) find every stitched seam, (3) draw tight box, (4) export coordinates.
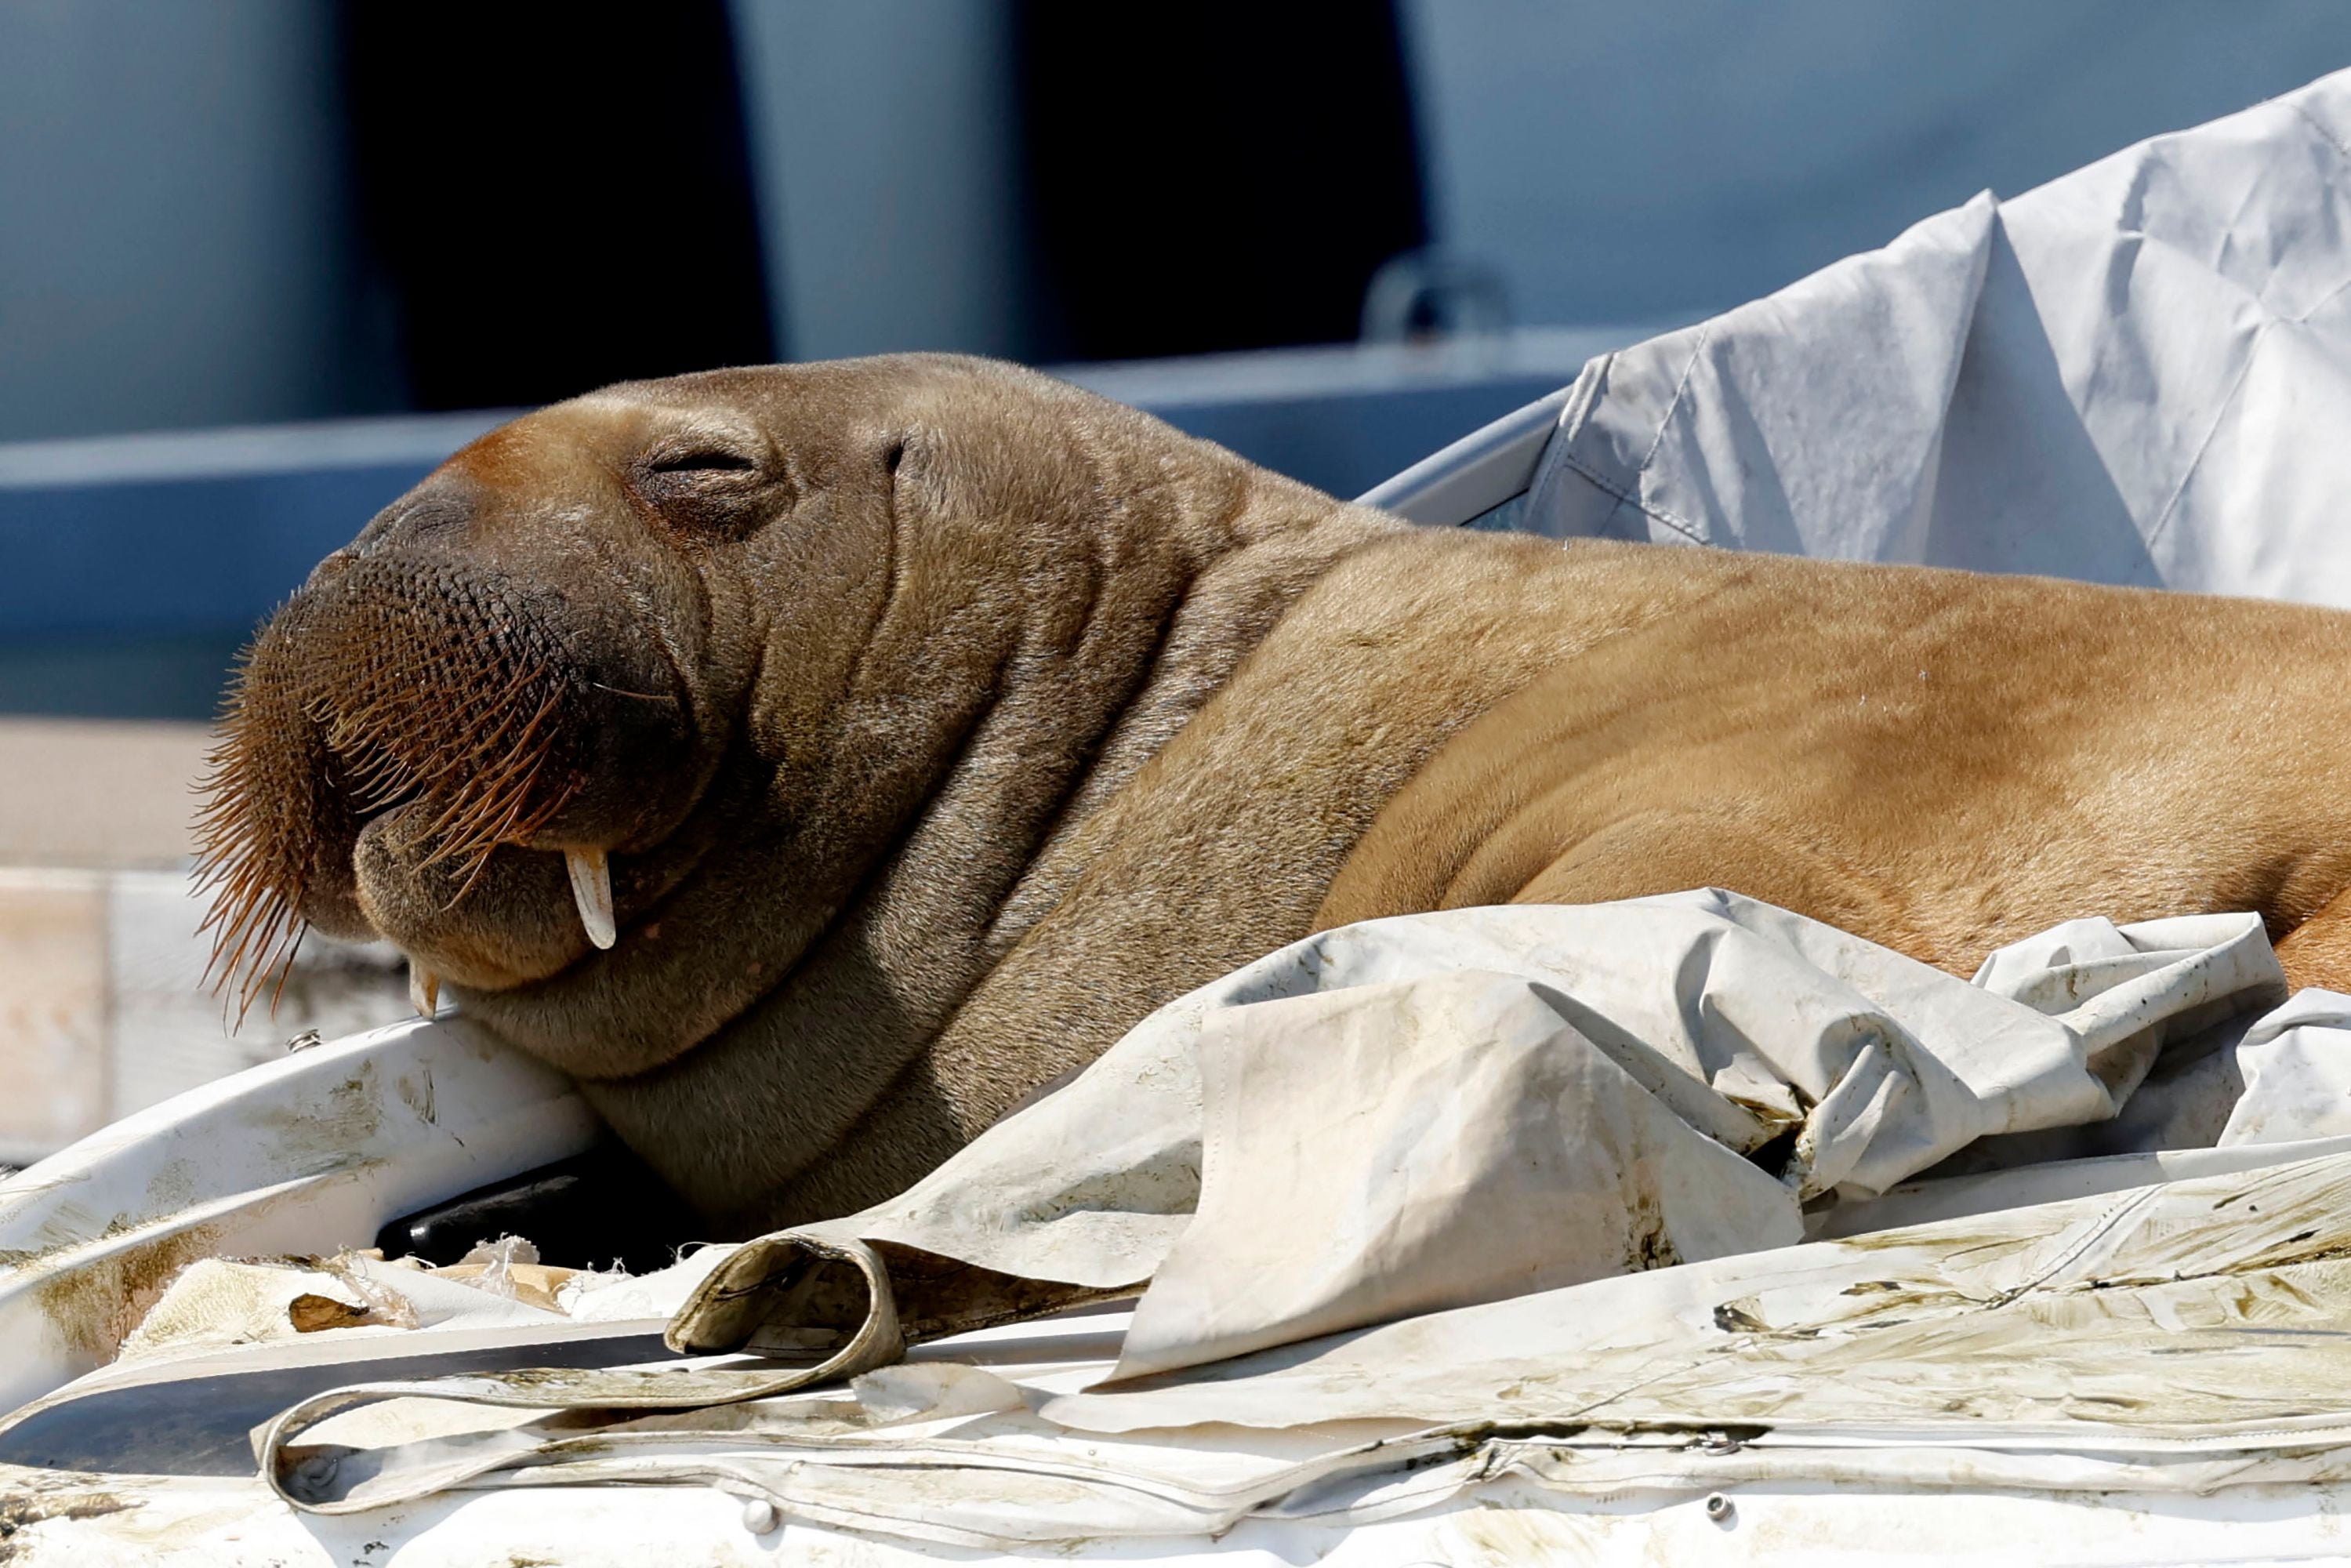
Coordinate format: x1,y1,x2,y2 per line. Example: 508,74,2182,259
1596,490,1629,541
1550,448,1710,545
1634,323,1711,474
1978,1185,2165,1308
2290,100,2351,164
2140,318,2269,554
1551,324,1712,545
2291,267,2351,326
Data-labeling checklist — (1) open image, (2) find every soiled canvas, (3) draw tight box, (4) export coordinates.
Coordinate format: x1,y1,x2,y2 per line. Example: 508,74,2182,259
668,889,2291,1381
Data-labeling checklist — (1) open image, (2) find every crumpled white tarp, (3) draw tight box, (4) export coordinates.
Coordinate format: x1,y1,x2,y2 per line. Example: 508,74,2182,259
259,891,2351,1523
2222,989,2351,1142
653,891,2296,1381
1515,67,2351,604
239,1138,2351,1541
258,1045,2351,1542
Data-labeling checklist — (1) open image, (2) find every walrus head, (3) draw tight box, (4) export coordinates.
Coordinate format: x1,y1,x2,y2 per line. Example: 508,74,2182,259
198,354,1382,1224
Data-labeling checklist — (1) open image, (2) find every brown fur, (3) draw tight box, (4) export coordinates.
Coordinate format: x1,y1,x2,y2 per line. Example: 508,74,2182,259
201,354,2351,1235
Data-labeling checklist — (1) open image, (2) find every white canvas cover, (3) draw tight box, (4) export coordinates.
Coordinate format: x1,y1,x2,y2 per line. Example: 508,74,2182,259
256,1145,2351,1543
1513,67,2351,601
252,895,2351,1529
655,893,2291,1381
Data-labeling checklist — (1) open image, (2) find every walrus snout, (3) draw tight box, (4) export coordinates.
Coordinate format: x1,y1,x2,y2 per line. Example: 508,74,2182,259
199,535,698,1007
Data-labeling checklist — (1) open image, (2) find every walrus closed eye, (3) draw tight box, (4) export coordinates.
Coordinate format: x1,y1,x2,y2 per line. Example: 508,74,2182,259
200,353,2351,1236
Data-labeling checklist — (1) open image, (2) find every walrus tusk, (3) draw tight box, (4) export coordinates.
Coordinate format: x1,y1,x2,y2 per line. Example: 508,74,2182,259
408,963,440,1018
566,848,617,949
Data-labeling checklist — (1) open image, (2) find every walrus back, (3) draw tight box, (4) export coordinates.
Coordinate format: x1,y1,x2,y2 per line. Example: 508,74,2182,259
1315,538,2351,985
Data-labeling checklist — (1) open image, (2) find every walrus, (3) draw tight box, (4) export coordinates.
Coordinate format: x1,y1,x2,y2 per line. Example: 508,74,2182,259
198,353,2351,1235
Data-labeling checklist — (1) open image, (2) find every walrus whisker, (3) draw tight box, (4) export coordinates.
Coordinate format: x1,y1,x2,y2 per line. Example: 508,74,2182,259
434,759,567,908
195,668,328,1022
590,683,680,704
196,605,588,1017
411,691,572,874
344,674,566,834
262,921,308,1015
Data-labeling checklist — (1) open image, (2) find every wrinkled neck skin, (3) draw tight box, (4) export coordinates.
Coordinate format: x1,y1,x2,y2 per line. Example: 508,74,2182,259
455,461,1400,1225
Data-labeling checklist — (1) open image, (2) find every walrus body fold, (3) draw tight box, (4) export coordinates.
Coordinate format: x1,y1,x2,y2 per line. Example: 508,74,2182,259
200,354,2351,1233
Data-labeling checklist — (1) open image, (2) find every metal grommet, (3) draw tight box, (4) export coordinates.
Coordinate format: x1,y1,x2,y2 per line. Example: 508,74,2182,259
1704,1491,1734,1523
